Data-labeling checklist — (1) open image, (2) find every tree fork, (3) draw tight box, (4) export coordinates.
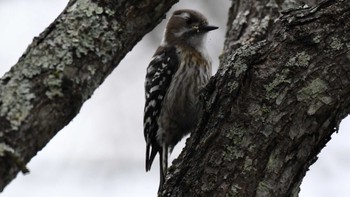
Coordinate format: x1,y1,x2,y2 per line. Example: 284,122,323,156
162,0,350,196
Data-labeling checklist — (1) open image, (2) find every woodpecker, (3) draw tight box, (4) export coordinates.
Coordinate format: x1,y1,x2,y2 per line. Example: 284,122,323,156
143,9,218,191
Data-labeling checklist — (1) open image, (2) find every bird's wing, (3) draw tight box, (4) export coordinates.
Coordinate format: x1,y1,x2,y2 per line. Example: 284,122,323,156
144,46,179,171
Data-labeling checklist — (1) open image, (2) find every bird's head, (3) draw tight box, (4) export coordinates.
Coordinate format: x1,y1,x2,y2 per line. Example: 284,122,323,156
163,9,218,49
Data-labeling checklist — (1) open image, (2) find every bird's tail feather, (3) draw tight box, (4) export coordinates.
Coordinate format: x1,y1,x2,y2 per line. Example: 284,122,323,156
146,143,158,171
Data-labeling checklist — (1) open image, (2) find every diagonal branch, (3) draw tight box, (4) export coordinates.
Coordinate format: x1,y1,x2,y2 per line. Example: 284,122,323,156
0,0,177,191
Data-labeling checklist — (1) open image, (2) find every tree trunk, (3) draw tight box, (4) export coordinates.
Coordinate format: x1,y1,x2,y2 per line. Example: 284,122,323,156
162,0,350,196
0,0,177,191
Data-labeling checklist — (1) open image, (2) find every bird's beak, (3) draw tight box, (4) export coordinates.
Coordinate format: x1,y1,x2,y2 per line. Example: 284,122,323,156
200,25,219,32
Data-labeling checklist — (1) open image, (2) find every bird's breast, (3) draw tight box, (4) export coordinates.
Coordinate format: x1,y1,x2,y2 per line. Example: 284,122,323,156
163,48,211,127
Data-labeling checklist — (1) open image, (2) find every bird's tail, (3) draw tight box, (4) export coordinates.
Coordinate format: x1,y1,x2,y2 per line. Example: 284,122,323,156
146,142,159,171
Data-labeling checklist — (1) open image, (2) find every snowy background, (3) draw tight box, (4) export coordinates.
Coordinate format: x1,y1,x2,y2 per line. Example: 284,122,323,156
0,0,350,196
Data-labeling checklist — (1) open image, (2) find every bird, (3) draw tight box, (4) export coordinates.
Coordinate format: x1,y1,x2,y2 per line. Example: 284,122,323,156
143,9,218,192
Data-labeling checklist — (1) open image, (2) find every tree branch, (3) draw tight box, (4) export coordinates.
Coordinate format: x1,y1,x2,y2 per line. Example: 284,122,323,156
163,0,350,196
0,0,177,191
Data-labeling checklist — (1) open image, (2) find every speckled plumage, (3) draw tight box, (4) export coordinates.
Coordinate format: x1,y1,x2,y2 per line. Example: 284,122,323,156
143,9,217,192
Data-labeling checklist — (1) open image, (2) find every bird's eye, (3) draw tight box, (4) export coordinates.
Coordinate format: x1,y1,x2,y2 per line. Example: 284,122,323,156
192,25,199,32
192,25,199,29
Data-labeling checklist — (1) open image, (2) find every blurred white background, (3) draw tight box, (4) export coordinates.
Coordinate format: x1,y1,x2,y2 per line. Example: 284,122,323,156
0,0,349,196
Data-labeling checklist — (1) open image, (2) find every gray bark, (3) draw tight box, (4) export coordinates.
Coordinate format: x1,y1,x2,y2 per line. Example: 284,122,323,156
0,0,177,191
162,0,350,196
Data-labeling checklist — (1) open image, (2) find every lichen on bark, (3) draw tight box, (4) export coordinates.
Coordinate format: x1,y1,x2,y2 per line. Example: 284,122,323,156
162,0,350,196
0,0,178,191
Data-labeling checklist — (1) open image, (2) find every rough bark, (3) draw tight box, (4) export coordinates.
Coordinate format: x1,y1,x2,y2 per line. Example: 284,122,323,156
0,0,178,191
162,0,350,196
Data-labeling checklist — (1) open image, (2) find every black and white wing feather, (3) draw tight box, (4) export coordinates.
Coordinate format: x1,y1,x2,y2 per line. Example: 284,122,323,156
144,46,179,171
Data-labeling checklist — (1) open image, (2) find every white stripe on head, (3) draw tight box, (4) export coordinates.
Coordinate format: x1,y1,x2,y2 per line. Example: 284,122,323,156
173,28,189,38
174,12,190,20
160,28,168,46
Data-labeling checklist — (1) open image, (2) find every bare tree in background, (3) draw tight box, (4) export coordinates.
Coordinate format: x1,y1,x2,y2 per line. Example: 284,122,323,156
0,0,349,196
